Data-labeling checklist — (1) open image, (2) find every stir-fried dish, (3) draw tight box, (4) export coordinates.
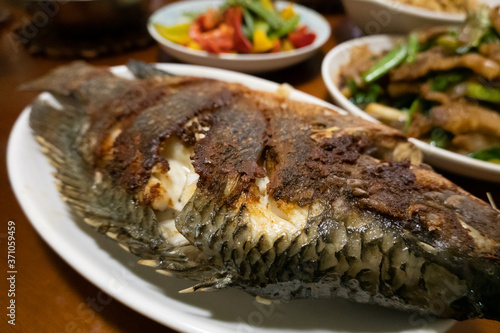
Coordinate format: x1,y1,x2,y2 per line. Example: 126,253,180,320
340,5,500,164
154,0,316,54
393,0,477,14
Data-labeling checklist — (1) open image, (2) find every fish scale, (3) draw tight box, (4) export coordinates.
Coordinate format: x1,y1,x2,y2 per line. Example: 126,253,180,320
177,185,473,319
185,194,487,315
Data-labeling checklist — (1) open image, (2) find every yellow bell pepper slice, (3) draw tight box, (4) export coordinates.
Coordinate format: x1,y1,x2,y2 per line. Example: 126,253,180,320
154,23,192,45
253,29,274,53
281,4,295,20
282,38,294,51
187,41,202,50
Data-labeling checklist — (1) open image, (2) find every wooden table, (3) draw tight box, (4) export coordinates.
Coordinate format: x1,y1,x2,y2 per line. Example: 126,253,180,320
1,2,499,333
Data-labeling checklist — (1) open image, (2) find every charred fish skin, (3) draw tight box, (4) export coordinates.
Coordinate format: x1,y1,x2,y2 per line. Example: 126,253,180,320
28,84,166,259
27,63,198,267
27,62,500,321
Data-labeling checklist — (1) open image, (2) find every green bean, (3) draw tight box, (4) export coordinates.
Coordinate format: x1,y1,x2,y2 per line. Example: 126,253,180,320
362,43,408,83
269,15,300,39
231,0,282,29
242,8,255,39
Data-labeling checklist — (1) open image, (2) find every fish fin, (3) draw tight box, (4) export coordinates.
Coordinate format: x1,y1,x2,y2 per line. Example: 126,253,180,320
22,62,136,111
127,60,174,79
20,61,107,95
29,94,164,257
30,93,213,277
179,275,233,293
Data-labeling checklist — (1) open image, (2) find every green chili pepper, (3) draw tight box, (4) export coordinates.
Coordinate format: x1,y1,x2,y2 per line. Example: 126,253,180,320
466,83,500,104
362,43,408,84
405,33,419,63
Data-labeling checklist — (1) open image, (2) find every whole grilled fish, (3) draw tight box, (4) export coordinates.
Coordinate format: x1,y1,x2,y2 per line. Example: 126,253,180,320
26,61,500,321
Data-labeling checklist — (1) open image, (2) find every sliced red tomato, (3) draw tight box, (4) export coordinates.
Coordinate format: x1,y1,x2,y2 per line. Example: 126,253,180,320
224,7,252,54
288,26,316,49
200,9,220,31
189,18,235,54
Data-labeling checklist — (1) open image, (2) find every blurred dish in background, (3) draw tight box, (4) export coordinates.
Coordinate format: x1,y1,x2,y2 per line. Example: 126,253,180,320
24,0,151,33
341,0,499,34
153,0,317,55
16,0,153,58
148,0,330,73
392,0,477,14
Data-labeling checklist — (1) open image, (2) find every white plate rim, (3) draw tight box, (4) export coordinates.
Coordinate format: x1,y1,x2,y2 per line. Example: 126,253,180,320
364,0,465,22
8,63,456,333
349,0,499,22
321,34,500,181
147,0,331,62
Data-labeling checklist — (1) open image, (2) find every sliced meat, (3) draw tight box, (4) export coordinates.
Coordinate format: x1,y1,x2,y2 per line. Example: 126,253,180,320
406,113,433,139
452,133,500,154
387,81,421,97
417,26,451,44
391,46,500,81
420,82,450,105
479,42,500,63
490,6,500,35
429,98,500,137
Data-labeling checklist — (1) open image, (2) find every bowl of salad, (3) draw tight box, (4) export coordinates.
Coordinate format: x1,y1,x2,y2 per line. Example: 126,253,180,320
148,0,330,73
322,5,500,181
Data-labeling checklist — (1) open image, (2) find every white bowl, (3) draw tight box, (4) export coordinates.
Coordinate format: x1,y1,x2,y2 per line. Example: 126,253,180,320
148,0,331,73
341,0,500,35
321,34,500,182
